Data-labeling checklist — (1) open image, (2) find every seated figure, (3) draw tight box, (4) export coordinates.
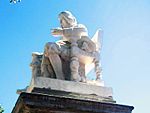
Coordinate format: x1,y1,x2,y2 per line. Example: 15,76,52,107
40,11,102,82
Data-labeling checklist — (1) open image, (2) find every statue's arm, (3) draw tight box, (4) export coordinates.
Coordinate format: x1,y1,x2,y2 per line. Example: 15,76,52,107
51,28,63,36
51,24,88,37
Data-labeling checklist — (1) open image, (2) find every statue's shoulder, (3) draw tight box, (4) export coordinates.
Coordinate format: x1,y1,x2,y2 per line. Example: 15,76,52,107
75,24,88,32
76,24,87,29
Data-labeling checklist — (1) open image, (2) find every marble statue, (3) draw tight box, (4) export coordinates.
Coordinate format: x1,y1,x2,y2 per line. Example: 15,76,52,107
40,11,102,82
17,11,114,98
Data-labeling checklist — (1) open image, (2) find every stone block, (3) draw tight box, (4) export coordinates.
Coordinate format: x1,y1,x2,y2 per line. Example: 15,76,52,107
12,92,134,113
27,77,112,98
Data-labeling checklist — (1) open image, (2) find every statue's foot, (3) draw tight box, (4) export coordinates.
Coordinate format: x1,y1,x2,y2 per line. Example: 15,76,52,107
80,76,87,83
96,78,101,81
71,74,81,82
96,74,102,81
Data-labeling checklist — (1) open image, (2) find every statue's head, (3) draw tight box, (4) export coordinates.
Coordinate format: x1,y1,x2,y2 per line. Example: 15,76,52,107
58,11,77,28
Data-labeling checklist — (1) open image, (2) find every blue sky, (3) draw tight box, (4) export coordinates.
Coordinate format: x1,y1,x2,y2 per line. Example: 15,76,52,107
0,0,150,113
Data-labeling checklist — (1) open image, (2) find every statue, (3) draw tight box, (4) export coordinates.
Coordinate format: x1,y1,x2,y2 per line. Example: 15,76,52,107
16,11,115,105
41,11,102,82
14,11,133,112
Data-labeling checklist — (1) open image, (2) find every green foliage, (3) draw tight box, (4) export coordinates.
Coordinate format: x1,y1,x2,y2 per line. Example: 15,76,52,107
0,105,4,113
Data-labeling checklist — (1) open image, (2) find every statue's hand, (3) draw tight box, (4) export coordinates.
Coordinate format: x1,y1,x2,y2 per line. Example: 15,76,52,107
51,28,63,37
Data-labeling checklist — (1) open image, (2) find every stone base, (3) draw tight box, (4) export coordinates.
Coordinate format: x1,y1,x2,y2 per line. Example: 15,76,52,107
12,92,134,113
26,77,112,98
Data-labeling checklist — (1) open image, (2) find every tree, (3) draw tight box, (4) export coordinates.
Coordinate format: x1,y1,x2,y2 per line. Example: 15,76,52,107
0,105,4,113
10,0,21,4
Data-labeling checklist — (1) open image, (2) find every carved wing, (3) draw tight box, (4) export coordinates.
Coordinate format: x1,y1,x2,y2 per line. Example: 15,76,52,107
91,29,103,52
85,29,102,75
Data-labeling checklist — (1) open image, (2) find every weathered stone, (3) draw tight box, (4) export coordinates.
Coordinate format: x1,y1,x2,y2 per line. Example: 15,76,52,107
12,92,134,113
26,77,111,98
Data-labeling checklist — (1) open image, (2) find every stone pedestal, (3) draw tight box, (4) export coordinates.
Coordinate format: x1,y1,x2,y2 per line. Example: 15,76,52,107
12,92,134,113
26,77,112,98
13,78,134,113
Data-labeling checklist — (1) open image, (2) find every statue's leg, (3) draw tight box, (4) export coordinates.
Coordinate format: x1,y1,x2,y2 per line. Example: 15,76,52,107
41,64,51,77
41,56,56,78
48,54,64,80
94,58,102,80
44,42,65,80
70,40,81,82
79,63,86,82
60,48,71,80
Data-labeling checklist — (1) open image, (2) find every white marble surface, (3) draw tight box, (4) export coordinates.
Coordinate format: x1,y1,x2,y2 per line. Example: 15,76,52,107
27,77,113,97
